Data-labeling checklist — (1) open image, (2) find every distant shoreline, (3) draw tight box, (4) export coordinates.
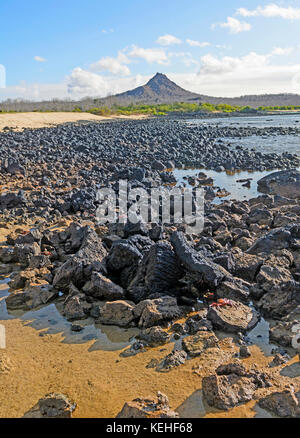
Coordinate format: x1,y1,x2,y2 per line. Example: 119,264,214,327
1,109,300,132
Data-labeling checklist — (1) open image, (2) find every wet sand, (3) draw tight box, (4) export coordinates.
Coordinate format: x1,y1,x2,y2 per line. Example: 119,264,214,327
1,315,299,418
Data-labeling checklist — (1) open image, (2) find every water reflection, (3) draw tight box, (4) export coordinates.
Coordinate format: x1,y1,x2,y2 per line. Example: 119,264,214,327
174,167,273,203
280,362,300,378
176,390,207,418
186,113,300,130
0,277,139,351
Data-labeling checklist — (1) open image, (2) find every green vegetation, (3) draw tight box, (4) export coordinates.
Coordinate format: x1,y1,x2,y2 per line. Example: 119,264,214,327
84,102,257,116
86,102,300,116
1,102,300,116
257,105,300,111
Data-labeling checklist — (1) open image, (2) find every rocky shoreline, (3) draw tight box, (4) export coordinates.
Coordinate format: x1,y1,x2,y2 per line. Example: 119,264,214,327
1,118,300,418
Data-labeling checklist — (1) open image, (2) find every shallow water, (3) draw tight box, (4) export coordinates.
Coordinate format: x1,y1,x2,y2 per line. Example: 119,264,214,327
0,273,139,351
174,114,300,203
0,269,284,358
185,113,300,163
221,135,300,156
174,167,274,203
176,388,277,418
186,113,300,129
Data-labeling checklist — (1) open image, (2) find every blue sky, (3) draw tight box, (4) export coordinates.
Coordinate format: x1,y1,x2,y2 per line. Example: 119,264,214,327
1,0,300,100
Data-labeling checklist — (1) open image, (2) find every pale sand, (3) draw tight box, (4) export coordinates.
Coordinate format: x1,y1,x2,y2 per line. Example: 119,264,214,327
0,112,148,132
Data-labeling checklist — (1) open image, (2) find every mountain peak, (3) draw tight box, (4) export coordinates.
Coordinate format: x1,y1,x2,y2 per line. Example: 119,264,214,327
146,72,169,85
114,72,201,103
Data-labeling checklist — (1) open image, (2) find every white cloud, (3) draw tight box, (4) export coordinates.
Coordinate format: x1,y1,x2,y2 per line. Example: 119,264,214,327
90,52,131,76
199,52,268,75
34,56,47,63
271,47,293,56
0,81,68,101
168,51,199,67
172,48,300,96
198,48,294,77
2,45,300,101
3,55,300,101
67,68,110,96
128,45,169,64
214,17,252,34
101,28,114,34
0,73,151,101
67,69,149,97
186,39,210,48
156,34,182,46
168,65,300,97
237,4,300,20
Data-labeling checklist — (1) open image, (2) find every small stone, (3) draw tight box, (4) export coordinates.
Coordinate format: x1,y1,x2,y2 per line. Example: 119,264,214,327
239,345,251,358
71,324,83,332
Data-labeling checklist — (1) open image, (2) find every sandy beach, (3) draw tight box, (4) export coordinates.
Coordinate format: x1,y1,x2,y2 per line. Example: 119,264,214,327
0,112,148,132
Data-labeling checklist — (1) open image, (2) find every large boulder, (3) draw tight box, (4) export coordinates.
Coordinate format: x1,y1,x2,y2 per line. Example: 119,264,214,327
0,191,26,209
256,265,292,292
216,278,250,303
171,231,228,288
83,272,124,300
133,296,181,328
157,350,187,371
247,208,273,227
98,300,135,327
63,293,91,321
106,241,142,271
259,389,300,418
233,252,263,282
138,326,170,347
207,300,259,333
269,320,300,348
24,393,76,418
247,227,292,255
6,283,57,310
258,281,300,318
202,362,270,411
13,243,41,266
128,242,182,303
53,229,107,291
116,392,178,418
182,331,219,357
257,170,300,199
14,228,42,246
202,374,255,411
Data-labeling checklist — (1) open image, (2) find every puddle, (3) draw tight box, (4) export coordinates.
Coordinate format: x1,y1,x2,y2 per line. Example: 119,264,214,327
254,404,277,418
174,167,288,203
176,389,276,418
246,316,277,356
215,314,277,357
280,362,300,378
0,270,139,351
177,390,213,418
0,267,290,356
